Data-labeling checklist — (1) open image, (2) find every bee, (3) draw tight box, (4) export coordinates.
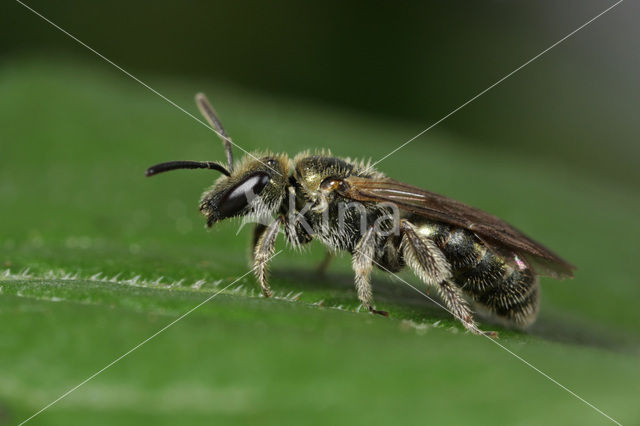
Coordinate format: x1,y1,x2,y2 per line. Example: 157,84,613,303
146,93,575,337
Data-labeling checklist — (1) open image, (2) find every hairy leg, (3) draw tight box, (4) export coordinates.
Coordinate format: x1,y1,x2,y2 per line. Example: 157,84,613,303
400,220,496,337
251,224,267,261
352,227,387,316
254,217,283,297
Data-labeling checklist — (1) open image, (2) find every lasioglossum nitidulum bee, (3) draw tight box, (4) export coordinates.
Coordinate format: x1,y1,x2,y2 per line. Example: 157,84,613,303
146,93,575,337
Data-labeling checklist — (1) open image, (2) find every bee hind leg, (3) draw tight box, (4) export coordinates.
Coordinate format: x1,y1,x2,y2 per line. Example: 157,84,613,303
400,220,497,338
352,227,388,317
253,217,283,298
438,280,498,338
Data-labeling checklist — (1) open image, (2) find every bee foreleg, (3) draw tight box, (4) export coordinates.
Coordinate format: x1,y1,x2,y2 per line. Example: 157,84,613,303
353,227,388,317
400,220,495,337
251,224,268,261
254,216,283,298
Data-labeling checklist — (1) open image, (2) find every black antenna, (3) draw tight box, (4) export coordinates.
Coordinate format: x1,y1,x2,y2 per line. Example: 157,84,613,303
145,161,231,177
195,93,234,173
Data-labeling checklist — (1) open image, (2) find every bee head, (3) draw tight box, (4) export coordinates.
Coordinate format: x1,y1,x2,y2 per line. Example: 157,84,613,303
146,155,288,227
197,155,289,226
146,93,290,227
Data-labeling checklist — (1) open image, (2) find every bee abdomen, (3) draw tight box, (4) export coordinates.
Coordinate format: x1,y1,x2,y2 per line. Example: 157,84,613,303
474,266,539,326
436,227,506,291
436,226,477,268
432,224,539,326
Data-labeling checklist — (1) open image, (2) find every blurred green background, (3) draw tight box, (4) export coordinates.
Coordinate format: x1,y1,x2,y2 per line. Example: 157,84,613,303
1,1,639,425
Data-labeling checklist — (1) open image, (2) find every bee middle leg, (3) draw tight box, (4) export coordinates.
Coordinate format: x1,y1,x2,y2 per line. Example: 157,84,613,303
400,220,496,337
316,251,334,275
253,217,283,298
352,227,388,317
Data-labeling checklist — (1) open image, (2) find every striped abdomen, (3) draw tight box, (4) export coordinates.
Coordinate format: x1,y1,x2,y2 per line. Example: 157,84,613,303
415,220,539,326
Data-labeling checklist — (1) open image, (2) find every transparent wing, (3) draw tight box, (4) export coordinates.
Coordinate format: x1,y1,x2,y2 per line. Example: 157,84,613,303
338,176,575,278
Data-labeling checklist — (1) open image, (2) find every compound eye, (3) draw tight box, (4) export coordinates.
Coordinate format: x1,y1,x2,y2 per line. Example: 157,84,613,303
219,172,270,219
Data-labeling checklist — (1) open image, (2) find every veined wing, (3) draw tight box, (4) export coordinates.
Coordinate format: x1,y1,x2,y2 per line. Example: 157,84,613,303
338,177,575,278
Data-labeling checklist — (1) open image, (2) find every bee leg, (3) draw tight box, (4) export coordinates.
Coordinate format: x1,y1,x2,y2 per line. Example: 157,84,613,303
437,280,497,338
353,227,388,317
316,251,334,275
251,224,268,262
400,220,495,337
254,216,283,298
